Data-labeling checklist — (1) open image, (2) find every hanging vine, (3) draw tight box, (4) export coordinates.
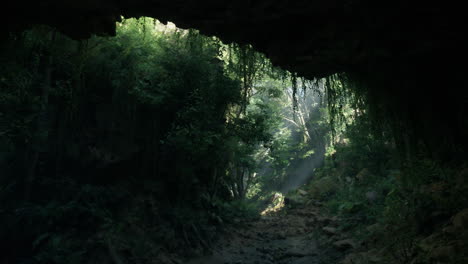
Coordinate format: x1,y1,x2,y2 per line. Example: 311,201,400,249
291,72,298,114
225,43,269,115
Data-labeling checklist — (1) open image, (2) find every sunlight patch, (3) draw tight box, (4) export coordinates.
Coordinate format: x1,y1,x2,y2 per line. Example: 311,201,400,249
261,192,285,215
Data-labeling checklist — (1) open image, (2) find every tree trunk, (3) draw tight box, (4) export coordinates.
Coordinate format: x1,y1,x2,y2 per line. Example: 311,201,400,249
209,167,219,202
24,30,56,202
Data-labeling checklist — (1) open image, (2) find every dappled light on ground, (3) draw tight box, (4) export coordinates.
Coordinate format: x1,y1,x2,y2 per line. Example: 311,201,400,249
260,192,285,216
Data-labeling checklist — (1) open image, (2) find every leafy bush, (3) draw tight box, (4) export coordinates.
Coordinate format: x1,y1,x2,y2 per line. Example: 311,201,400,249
213,199,260,222
308,175,341,200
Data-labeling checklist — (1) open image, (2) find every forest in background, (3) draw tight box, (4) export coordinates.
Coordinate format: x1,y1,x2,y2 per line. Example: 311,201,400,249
1,17,467,264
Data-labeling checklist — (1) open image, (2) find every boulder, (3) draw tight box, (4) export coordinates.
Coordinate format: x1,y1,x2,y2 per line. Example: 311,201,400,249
452,208,468,230
455,168,468,186
305,219,315,227
442,225,457,235
317,215,339,226
297,210,318,218
313,200,324,207
365,191,378,202
333,239,356,251
418,233,444,252
322,227,338,236
316,216,332,225
290,256,317,264
341,251,381,264
430,246,456,261
342,253,362,264
366,223,380,233
284,196,304,208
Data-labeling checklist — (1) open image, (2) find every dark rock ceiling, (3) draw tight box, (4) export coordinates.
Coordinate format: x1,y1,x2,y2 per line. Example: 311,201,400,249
5,1,467,80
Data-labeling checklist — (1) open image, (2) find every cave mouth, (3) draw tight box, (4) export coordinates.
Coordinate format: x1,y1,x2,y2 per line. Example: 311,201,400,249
5,1,466,160
1,4,468,263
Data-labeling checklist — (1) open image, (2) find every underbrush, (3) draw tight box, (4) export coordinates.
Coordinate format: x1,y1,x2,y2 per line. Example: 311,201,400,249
212,199,260,222
306,132,468,263
0,176,241,264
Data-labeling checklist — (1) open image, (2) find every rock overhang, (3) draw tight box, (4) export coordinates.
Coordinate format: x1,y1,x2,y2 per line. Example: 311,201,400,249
4,1,466,80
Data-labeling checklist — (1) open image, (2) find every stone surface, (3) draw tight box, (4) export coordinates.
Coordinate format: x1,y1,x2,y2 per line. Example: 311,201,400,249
365,191,378,202
442,225,457,235
342,251,381,264
290,256,318,264
430,246,456,261
332,239,356,251
366,223,380,233
452,208,468,230
316,216,332,225
322,226,338,236
456,168,468,186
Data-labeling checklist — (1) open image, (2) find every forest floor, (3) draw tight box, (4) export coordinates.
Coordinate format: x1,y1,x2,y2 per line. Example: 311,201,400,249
186,196,343,264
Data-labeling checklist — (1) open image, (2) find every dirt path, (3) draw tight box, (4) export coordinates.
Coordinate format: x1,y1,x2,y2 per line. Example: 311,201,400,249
187,204,324,264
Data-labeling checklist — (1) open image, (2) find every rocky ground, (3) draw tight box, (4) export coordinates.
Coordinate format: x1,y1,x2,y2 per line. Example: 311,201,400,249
180,189,468,264
185,195,347,264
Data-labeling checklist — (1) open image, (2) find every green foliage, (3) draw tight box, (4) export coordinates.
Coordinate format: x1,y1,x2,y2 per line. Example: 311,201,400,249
0,18,245,263
307,175,341,200
312,114,402,225
307,100,468,263
248,79,332,195
213,199,259,222
2,16,323,263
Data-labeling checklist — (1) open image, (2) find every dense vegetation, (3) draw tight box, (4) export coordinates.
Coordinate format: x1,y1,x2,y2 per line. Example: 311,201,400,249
303,78,468,263
1,17,467,264
0,18,330,263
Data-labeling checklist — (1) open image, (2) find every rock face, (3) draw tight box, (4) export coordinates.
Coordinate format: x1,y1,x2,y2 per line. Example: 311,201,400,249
3,1,466,79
